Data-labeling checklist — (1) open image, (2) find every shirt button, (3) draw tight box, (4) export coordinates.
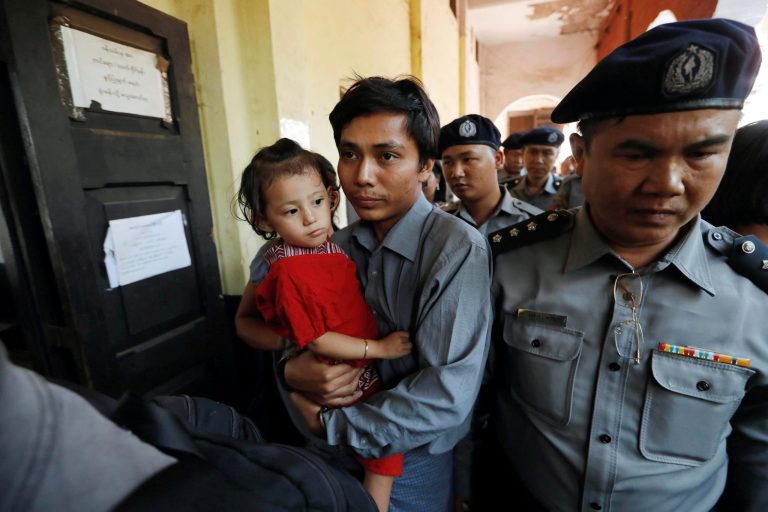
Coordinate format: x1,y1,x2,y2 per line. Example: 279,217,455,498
599,434,612,444
697,380,710,391
590,503,602,510
608,362,621,371
531,338,541,348
713,232,723,240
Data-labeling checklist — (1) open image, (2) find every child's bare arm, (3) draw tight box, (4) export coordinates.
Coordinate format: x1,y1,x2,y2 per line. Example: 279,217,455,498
309,331,411,361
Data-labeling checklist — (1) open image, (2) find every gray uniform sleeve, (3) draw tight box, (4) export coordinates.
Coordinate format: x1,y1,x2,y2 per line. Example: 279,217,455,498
324,238,493,458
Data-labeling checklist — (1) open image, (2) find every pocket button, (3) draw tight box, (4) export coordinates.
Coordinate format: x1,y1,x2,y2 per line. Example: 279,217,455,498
696,380,711,391
531,338,541,348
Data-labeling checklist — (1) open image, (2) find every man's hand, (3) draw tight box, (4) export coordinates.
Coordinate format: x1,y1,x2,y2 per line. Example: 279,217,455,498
285,350,363,407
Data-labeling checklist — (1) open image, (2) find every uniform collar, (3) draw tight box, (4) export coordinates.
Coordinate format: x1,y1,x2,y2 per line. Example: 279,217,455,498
517,173,558,194
564,208,715,295
350,193,432,262
456,186,511,227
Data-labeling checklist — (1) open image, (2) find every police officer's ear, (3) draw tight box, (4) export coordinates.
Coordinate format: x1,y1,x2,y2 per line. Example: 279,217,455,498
327,188,340,212
494,148,504,169
417,158,435,183
569,133,587,178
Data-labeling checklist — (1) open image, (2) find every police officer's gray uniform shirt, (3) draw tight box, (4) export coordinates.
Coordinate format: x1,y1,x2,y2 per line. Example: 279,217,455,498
508,172,561,211
491,208,768,512
455,186,541,235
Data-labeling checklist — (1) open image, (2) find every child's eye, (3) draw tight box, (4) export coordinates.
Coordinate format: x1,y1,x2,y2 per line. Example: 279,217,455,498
284,208,298,216
314,198,324,206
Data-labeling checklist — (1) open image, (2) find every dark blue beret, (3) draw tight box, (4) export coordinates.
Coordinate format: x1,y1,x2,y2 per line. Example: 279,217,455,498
521,126,564,147
502,131,526,150
439,114,501,155
551,18,762,123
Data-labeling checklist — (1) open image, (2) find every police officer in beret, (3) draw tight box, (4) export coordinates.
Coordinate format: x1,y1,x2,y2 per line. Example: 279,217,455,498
439,115,541,235
499,131,526,183
484,18,767,512
506,126,565,210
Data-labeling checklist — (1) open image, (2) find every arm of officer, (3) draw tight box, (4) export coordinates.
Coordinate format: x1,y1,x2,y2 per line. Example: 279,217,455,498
318,236,492,458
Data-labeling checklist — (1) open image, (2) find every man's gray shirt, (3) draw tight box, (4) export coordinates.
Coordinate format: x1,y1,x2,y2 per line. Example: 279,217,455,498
327,194,492,458
491,207,768,512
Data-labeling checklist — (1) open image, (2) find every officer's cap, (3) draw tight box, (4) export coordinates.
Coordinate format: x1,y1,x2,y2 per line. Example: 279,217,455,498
521,126,564,147
439,114,501,155
502,132,526,150
551,18,761,123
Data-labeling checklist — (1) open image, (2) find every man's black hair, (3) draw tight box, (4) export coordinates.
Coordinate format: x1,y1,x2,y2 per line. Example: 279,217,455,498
329,76,440,166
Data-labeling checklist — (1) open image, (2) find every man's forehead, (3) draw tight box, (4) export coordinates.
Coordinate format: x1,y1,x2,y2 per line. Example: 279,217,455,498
339,112,410,142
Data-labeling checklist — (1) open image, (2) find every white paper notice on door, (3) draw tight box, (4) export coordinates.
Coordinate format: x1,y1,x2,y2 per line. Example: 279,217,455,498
60,25,168,118
104,210,191,287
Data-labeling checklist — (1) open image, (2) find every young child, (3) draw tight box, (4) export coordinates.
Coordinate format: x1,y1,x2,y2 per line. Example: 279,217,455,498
236,138,411,512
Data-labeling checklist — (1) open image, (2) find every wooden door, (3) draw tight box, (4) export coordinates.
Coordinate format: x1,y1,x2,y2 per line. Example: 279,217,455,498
0,0,233,397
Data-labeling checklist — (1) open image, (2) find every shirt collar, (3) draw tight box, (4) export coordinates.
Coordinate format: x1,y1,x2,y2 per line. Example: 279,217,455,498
564,209,715,295
456,186,510,227
350,193,432,262
543,173,559,194
656,216,715,295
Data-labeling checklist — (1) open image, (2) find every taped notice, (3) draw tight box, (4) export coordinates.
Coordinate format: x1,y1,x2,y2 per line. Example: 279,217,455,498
103,210,191,287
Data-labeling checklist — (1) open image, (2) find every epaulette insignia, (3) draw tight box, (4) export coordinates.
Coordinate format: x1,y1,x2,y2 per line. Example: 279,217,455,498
728,235,768,293
553,177,563,190
705,228,768,294
488,209,575,257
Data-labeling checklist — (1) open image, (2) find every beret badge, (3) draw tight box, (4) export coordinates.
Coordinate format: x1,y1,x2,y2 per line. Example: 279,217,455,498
459,119,477,138
663,44,715,96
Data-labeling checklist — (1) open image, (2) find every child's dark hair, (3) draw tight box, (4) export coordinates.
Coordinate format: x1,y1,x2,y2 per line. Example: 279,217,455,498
329,75,440,166
236,138,339,239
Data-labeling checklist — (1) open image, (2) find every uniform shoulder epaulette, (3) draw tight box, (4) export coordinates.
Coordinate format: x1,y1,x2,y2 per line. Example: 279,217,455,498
488,209,576,257
705,227,768,293
441,201,461,215
503,177,522,193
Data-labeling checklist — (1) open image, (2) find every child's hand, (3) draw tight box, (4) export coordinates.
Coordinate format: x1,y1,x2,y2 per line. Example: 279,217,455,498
375,331,412,359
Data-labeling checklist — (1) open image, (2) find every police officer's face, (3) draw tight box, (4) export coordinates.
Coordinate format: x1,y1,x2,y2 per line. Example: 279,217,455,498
337,113,431,240
573,109,740,255
503,149,524,174
441,144,502,203
524,144,559,183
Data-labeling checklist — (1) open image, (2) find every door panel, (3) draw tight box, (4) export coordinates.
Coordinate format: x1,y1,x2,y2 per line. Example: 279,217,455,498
0,0,233,397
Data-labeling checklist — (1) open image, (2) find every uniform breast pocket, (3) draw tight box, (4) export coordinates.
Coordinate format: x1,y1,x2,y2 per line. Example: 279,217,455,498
502,314,584,426
640,350,754,466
